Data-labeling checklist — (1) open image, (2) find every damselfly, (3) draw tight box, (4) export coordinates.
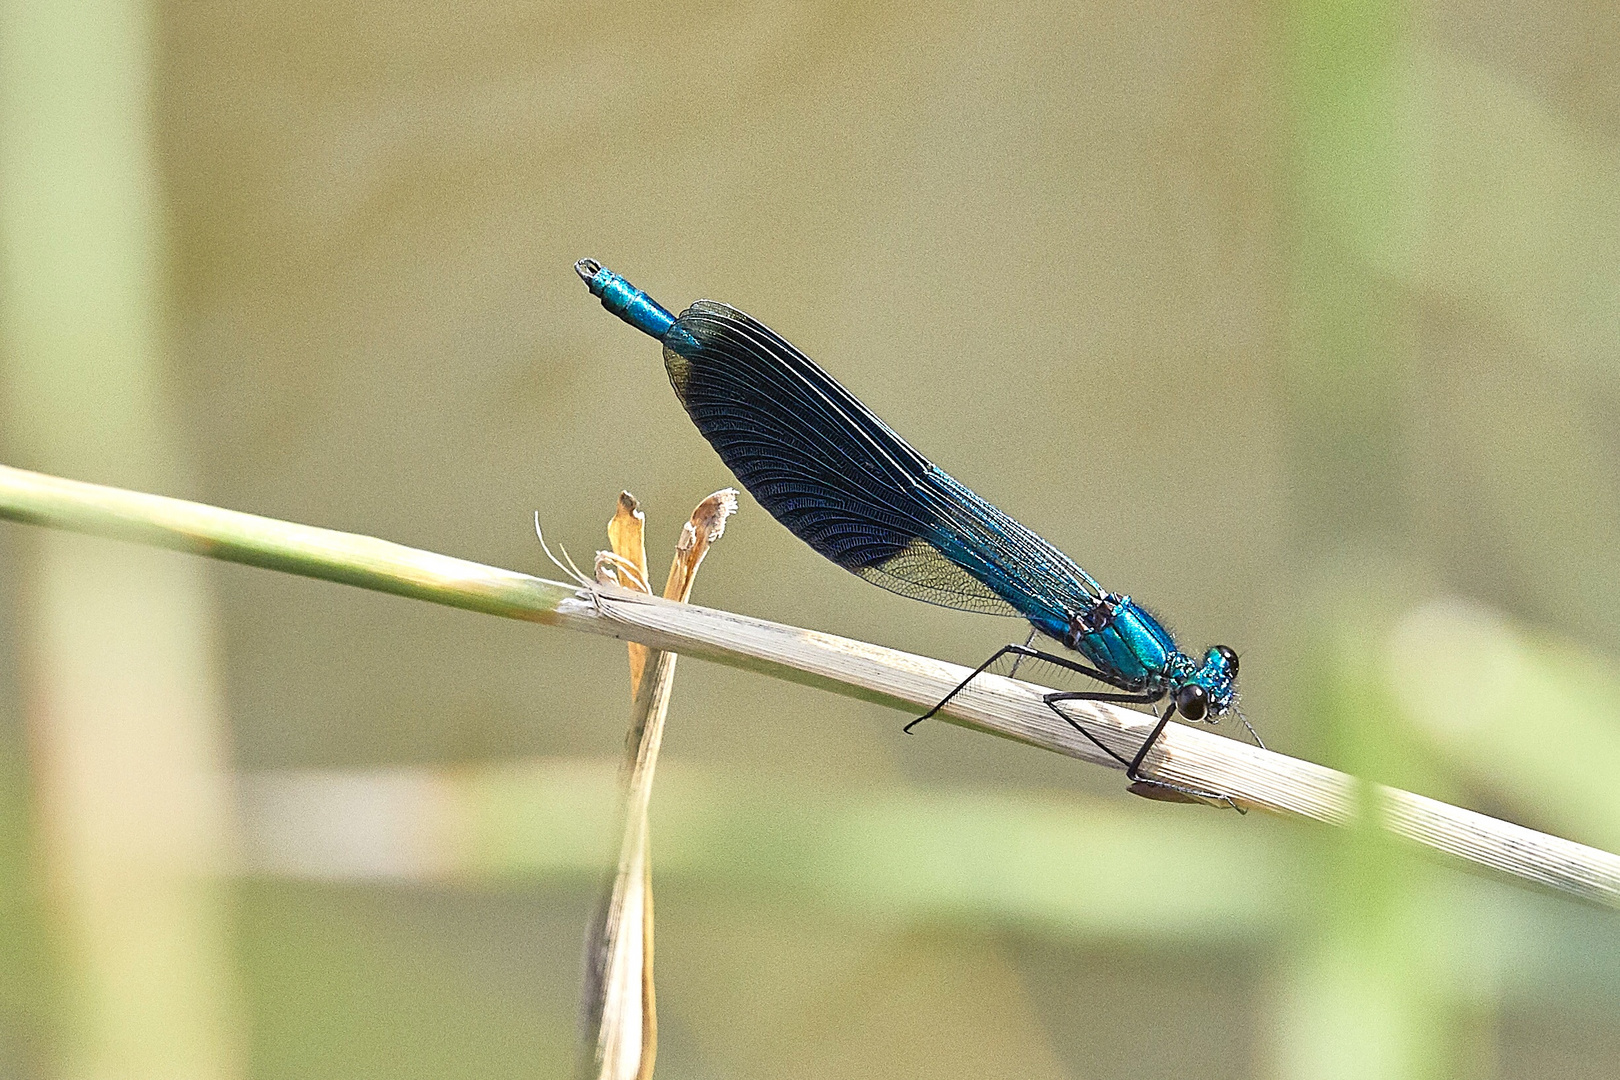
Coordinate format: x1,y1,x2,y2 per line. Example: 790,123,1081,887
575,259,1256,807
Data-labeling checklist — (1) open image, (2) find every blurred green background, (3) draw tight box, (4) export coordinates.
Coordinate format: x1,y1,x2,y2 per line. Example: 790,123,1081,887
2,0,1620,1076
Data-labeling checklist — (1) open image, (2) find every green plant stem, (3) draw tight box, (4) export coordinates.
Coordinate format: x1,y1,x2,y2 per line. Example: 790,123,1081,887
0,463,576,619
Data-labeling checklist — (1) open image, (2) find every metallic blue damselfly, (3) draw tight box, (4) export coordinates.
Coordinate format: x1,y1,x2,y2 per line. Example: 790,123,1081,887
574,259,1256,807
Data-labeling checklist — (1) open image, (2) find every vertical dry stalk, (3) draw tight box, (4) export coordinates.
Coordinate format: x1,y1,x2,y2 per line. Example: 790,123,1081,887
582,490,736,1080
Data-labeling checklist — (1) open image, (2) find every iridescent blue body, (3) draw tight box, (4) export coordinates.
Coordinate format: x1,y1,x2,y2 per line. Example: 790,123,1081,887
574,259,1238,719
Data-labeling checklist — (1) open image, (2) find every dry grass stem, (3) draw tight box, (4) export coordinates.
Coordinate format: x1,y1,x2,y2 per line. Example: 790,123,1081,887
3,463,1618,908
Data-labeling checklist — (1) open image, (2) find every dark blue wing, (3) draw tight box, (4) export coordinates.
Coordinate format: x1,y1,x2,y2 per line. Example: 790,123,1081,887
661,300,1103,630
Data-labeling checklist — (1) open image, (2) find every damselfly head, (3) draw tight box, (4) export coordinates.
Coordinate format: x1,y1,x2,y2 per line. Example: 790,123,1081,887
1176,644,1238,721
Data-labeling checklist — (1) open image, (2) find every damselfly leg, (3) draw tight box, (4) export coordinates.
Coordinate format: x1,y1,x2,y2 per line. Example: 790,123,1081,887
1043,694,1244,812
912,645,1243,811
905,643,1136,734
1038,688,1161,767
1237,713,1266,750
1004,627,1039,678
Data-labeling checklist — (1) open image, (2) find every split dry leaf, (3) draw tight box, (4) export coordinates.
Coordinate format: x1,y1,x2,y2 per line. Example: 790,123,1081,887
598,492,652,691
581,489,737,1080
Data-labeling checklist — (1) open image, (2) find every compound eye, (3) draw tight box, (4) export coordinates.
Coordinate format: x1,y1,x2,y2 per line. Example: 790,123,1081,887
1215,645,1238,676
1174,683,1209,721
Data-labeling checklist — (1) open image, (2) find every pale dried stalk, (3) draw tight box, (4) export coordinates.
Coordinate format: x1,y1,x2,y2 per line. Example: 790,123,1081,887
2,463,1618,907
585,490,736,1080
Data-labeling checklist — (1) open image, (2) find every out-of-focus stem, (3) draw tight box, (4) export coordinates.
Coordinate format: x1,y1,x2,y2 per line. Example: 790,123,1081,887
0,0,243,1071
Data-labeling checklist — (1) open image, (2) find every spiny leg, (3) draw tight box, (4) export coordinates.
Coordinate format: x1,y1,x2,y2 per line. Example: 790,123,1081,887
1236,713,1266,751
1041,689,1160,768
906,642,1132,734
1004,627,1039,679
1131,703,1245,813
912,644,1248,813
1127,706,1176,777
1045,695,1245,814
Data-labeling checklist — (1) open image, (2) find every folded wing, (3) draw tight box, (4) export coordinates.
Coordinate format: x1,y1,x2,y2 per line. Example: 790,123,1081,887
663,301,1101,629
